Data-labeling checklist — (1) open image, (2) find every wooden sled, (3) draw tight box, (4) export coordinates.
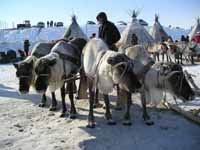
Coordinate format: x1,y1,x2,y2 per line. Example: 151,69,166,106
163,70,200,125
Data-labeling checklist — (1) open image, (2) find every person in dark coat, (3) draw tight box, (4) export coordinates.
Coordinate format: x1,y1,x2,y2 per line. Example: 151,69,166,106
24,39,30,56
186,35,190,43
96,12,121,51
90,33,96,39
131,33,138,45
50,20,53,27
47,21,50,27
18,49,26,60
181,35,186,42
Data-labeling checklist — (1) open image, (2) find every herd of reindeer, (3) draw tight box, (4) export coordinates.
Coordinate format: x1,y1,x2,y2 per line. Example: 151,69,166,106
149,40,200,65
13,35,198,128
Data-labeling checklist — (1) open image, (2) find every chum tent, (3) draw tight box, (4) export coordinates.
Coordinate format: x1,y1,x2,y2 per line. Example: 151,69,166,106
117,10,154,48
63,15,88,40
150,14,169,43
189,17,200,40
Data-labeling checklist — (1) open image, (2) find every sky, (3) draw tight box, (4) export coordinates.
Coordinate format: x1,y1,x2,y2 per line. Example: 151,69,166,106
0,0,200,29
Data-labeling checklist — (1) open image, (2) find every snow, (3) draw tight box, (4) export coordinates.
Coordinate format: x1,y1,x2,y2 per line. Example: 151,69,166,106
0,64,200,150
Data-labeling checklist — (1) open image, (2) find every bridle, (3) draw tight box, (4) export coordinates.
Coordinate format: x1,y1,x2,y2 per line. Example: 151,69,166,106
18,75,31,79
36,72,50,77
112,61,133,84
171,71,184,95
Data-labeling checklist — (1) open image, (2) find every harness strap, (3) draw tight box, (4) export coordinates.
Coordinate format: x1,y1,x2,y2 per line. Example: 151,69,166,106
92,51,107,91
55,51,81,66
62,59,67,79
68,41,82,56
112,62,130,84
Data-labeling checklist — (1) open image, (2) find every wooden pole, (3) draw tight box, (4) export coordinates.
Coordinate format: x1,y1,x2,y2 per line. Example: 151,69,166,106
76,70,88,99
164,101,200,125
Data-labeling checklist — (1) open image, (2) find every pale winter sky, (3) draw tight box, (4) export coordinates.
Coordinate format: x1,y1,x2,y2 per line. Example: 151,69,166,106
1,0,200,29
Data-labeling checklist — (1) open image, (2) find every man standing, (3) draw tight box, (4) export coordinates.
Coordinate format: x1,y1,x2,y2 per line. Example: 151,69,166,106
92,12,121,107
96,12,121,51
24,39,30,56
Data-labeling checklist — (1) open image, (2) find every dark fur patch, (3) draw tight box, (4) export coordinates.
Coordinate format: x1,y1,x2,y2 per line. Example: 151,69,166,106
165,63,194,101
14,61,33,92
35,59,52,92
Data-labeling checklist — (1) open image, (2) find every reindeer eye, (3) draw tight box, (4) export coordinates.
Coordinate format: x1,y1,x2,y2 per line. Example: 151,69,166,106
16,72,19,77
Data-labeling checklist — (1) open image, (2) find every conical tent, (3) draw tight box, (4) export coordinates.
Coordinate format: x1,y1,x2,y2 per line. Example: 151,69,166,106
117,10,154,48
189,17,200,40
150,14,169,43
63,15,88,40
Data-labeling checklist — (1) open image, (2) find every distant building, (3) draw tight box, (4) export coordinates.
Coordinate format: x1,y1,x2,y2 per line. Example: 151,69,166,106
17,20,31,29
24,20,31,28
37,22,45,28
56,22,64,27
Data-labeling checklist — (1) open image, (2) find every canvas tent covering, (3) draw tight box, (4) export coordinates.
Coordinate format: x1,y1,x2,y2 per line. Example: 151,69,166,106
150,14,169,43
117,10,154,48
189,17,200,40
63,15,88,40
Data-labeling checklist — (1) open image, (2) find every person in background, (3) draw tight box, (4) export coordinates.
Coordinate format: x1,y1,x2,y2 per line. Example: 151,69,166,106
47,21,49,27
50,20,53,27
90,33,96,39
186,35,190,43
54,22,57,27
24,39,30,56
96,12,121,51
181,35,186,42
131,33,138,45
18,49,26,60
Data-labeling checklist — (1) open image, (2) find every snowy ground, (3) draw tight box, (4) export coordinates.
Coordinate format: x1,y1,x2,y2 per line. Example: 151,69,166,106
0,64,200,150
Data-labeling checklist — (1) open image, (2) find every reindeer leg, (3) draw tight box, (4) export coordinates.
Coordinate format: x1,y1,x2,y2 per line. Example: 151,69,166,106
68,81,77,119
123,91,132,126
141,90,154,126
103,94,116,125
38,93,47,107
49,92,57,111
162,53,164,62
191,55,194,65
87,79,95,128
157,53,160,62
94,88,103,108
181,53,183,65
60,84,67,117
115,85,123,111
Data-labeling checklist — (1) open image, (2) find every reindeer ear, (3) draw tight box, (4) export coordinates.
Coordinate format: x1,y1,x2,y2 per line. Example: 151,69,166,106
48,58,57,66
13,63,19,69
26,59,34,67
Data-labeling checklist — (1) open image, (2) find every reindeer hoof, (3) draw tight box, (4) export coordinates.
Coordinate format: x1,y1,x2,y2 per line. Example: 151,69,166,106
123,120,132,126
49,106,57,111
75,96,80,100
107,119,116,125
93,102,103,108
38,103,45,107
69,114,77,119
87,121,96,128
60,113,66,118
144,120,154,126
115,106,123,111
